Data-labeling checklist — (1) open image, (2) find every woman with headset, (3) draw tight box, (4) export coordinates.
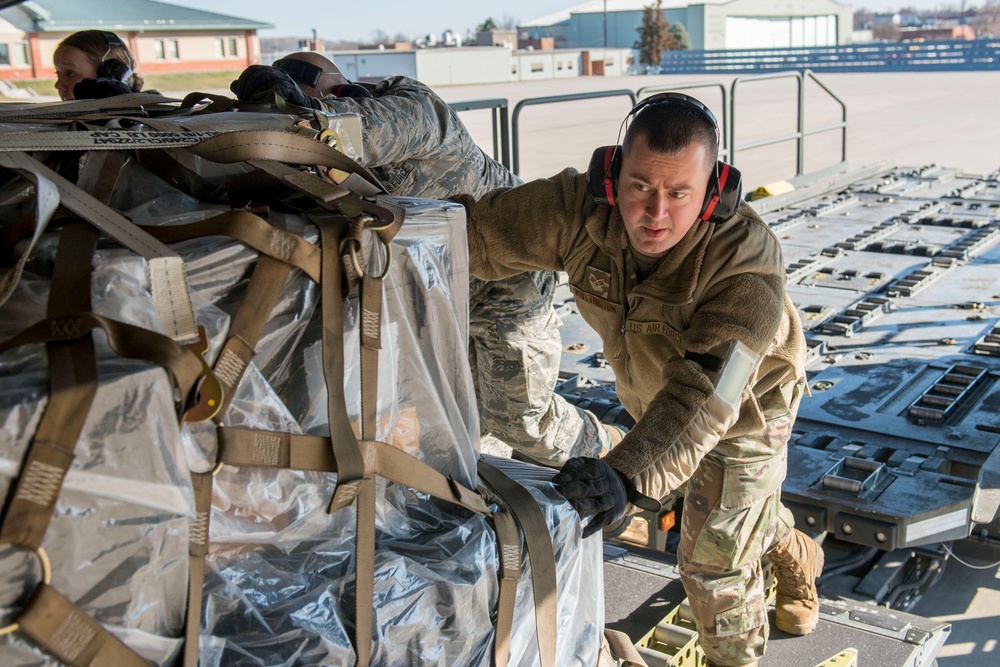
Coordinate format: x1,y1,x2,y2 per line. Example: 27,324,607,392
53,30,145,100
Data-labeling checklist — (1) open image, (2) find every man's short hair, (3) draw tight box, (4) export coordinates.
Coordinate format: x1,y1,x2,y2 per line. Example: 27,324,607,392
622,101,719,169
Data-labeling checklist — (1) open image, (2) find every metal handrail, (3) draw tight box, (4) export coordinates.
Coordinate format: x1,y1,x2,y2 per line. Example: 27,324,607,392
449,98,511,169
636,82,730,160
511,89,638,175
804,70,848,168
729,69,847,176
458,70,846,181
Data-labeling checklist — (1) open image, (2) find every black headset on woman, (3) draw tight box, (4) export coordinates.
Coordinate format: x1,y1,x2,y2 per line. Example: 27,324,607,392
96,31,134,86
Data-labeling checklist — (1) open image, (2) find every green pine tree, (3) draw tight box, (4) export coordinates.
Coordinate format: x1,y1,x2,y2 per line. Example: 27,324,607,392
634,1,681,68
670,22,692,50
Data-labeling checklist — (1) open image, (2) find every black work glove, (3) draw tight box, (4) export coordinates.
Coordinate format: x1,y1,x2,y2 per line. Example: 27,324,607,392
554,457,662,538
230,65,320,108
553,458,628,538
329,83,374,99
73,78,130,100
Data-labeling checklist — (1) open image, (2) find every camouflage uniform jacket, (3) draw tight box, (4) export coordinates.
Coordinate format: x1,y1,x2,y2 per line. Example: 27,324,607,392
455,168,808,490
316,76,520,198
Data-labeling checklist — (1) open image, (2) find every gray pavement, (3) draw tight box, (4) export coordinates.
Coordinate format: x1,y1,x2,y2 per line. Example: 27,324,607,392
438,71,1000,188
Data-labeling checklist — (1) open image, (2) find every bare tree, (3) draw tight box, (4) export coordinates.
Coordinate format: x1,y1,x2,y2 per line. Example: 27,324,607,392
873,22,901,41
854,9,875,30
498,14,519,30
972,0,1000,36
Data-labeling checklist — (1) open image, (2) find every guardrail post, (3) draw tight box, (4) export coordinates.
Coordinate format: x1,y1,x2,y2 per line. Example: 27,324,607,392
449,98,512,170
511,90,638,176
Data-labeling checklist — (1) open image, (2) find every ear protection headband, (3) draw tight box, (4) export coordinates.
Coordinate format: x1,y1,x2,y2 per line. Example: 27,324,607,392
97,31,133,86
274,58,374,99
586,92,742,224
274,58,323,88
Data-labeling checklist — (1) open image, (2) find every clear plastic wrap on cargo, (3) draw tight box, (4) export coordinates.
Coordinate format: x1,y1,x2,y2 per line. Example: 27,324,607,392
0,130,602,666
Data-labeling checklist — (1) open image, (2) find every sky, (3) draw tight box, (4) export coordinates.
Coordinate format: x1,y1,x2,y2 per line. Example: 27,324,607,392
164,0,980,41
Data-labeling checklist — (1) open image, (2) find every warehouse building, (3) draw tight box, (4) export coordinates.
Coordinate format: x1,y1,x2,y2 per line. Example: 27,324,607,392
519,0,853,51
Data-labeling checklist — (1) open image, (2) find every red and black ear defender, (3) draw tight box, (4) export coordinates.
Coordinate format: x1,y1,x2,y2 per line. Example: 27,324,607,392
96,32,133,85
586,92,742,224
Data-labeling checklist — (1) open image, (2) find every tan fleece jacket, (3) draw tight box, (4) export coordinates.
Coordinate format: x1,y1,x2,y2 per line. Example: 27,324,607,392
454,168,806,490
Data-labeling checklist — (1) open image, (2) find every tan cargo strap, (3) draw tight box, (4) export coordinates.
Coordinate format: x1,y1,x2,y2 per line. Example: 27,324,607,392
0,223,149,667
215,430,493,521
246,159,401,243
0,312,207,420
185,129,385,193
0,129,223,152
0,151,199,345
352,475,377,667
184,471,213,667
140,210,321,282
245,160,402,299
314,215,367,513
0,92,178,121
477,461,559,667
0,223,99,550
490,507,522,667
16,584,150,667
355,232,385,664
317,210,374,667
141,210,322,664
0,114,385,197
603,628,651,667
178,91,239,114
0,152,59,318
141,211,321,419
360,272,382,441
76,150,128,205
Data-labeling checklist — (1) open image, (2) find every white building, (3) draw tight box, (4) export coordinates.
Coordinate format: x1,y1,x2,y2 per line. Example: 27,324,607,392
519,0,853,51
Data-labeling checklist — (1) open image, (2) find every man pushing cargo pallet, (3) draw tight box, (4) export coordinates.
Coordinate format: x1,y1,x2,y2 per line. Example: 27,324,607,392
453,93,825,667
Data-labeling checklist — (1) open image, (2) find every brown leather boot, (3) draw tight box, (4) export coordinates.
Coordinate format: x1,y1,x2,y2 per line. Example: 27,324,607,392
768,528,824,635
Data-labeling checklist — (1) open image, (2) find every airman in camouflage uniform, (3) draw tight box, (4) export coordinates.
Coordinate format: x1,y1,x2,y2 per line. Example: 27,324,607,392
312,72,613,464
454,96,823,667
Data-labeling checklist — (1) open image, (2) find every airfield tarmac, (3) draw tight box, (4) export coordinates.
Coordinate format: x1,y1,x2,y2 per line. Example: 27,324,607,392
435,70,1000,666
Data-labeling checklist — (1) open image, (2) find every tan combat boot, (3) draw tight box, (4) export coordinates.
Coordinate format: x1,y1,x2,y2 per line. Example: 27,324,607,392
768,528,824,635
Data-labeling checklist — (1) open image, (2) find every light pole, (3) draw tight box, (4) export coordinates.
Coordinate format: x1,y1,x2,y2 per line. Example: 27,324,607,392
603,0,608,65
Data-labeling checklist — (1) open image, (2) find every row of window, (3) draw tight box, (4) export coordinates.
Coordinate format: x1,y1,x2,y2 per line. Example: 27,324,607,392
152,38,241,60
514,59,579,74
0,38,242,68
0,42,30,67
153,39,180,60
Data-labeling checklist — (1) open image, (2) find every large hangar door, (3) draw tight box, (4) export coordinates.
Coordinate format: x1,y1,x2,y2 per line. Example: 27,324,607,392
725,15,838,49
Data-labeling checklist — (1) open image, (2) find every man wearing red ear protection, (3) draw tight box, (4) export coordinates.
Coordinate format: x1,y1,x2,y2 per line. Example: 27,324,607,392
453,97,820,667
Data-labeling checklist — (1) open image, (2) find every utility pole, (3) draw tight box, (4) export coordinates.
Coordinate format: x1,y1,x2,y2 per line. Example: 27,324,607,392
603,0,608,61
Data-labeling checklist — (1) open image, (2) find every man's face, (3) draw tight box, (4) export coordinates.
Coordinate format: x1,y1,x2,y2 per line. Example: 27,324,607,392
617,136,714,259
